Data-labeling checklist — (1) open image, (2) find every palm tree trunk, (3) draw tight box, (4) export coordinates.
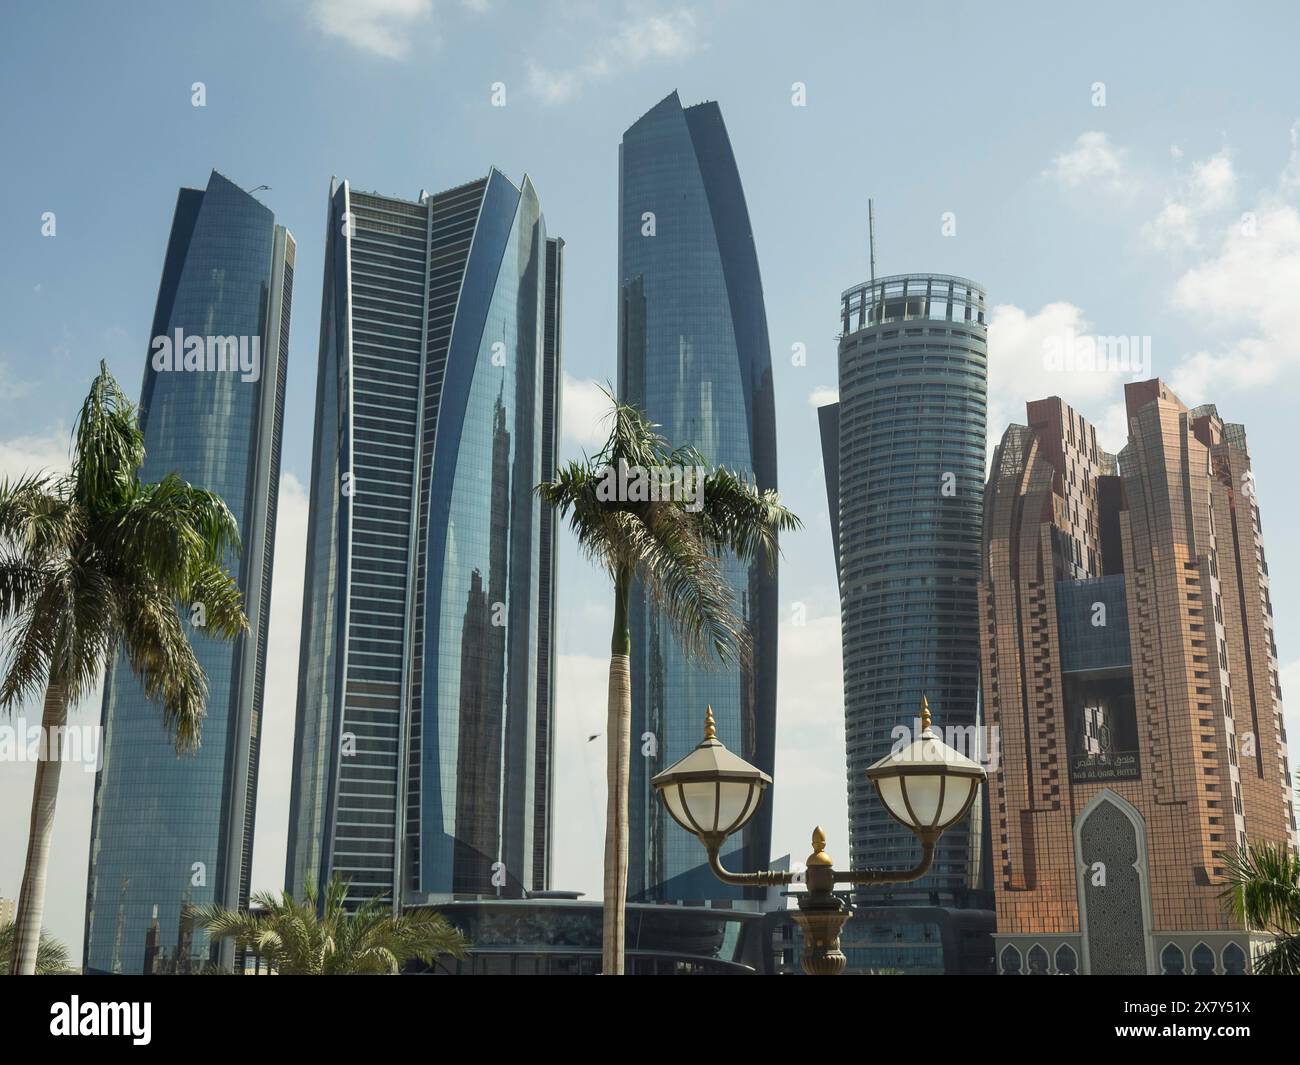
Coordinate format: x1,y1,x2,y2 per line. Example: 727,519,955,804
10,682,67,975
602,565,632,975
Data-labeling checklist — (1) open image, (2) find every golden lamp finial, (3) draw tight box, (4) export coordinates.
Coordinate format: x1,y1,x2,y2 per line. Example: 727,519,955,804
807,826,833,867
920,695,932,732
704,705,717,741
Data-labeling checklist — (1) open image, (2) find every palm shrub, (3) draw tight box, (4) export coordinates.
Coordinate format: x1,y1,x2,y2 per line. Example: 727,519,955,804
187,874,469,974
0,361,247,974
536,390,800,975
0,921,70,975
1220,841,1300,974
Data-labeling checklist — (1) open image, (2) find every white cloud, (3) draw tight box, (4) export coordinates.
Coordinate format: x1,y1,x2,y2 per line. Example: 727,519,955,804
249,473,310,898
1143,148,1236,250
986,302,1136,460
560,373,612,453
1167,202,1300,400
771,610,846,869
1044,131,1127,192
548,651,614,897
306,0,433,59
0,426,71,481
1042,122,1300,401
1279,121,1300,195
808,385,838,408
1190,151,1237,210
528,9,702,104
1161,129,1300,401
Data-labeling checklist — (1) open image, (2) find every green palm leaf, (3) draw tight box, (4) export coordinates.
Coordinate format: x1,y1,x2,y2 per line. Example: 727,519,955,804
3,360,250,974
1219,840,1300,974
188,874,469,975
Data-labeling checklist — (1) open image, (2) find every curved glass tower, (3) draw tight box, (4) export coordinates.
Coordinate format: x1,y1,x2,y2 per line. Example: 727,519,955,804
618,92,779,902
84,171,293,973
285,170,561,907
828,274,987,914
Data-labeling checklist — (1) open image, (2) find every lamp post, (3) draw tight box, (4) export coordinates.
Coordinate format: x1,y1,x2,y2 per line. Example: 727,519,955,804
651,697,985,975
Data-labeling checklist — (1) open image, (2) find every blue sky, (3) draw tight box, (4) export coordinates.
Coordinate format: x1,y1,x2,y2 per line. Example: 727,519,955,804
3,0,1300,962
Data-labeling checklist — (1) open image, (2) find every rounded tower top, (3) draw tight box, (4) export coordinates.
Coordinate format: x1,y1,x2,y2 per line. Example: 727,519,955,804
840,272,986,336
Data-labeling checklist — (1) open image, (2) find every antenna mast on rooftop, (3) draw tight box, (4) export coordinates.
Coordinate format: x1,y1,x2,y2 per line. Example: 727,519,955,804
868,198,877,286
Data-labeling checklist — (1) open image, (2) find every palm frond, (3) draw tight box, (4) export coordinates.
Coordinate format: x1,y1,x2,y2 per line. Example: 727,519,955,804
107,474,242,578
118,583,208,753
1254,931,1300,976
72,361,144,512
621,507,746,664
699,466,803,572
0,920,70,975
536,391,800,671
0,575,59,710
188,875,469,975
0,555,50,627
183,560,248,640
1219,841,1300,932
0,473,79,556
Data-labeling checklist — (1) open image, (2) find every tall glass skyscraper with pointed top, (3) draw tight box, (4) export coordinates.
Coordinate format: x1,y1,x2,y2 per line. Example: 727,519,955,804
84,170,293,974
285,170,561,909
619,91,779,903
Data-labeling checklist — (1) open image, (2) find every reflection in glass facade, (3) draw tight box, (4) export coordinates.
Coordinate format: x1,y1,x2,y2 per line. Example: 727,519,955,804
618,92,779,902
83,171,293,973
1055,574,1130,672
285,171,561,908
821,274,987,923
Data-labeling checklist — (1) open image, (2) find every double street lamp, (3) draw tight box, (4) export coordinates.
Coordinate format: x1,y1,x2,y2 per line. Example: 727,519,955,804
651,697,985,975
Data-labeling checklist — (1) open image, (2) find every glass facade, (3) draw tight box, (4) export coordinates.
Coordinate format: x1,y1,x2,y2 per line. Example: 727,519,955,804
409,900,763,974
618,92,779,902
1056,574,1131,673
285,171,561,908
84,171,293,973
825,274,987,920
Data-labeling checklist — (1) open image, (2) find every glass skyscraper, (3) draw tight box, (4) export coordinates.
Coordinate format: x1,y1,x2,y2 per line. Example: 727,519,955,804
83,171,293,973
819,274,988,927
285,170,561,909
618,92,779,902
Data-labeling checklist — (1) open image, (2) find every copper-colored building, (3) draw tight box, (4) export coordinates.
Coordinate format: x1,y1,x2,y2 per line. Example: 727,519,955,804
981,380,1296,974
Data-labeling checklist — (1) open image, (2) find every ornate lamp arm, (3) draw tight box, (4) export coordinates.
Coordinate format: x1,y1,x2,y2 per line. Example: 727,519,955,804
833,835,936,887
705,844,796,887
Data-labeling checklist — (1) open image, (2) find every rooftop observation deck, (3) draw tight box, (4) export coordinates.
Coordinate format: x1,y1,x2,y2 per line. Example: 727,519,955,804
840,272,987,336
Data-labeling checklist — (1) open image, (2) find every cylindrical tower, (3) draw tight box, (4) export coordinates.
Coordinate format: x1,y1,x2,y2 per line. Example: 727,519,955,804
835,273,987,920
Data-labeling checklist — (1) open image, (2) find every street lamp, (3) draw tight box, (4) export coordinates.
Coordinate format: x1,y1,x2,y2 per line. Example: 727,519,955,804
651,697,985,975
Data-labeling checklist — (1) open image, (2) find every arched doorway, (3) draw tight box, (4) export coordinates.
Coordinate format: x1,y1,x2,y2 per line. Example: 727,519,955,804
1075,790,1154,974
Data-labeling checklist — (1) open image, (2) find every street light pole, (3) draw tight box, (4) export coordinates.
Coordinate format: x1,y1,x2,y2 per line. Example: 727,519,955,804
652,699,985,975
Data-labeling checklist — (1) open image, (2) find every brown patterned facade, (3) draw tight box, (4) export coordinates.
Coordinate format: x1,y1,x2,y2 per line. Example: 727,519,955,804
981,381,1296,975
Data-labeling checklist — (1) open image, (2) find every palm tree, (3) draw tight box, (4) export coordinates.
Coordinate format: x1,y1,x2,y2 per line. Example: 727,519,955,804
0,361,247,975
0,921,70,975
537,391,800,974
1220,841,1300,974
187,874,469,974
